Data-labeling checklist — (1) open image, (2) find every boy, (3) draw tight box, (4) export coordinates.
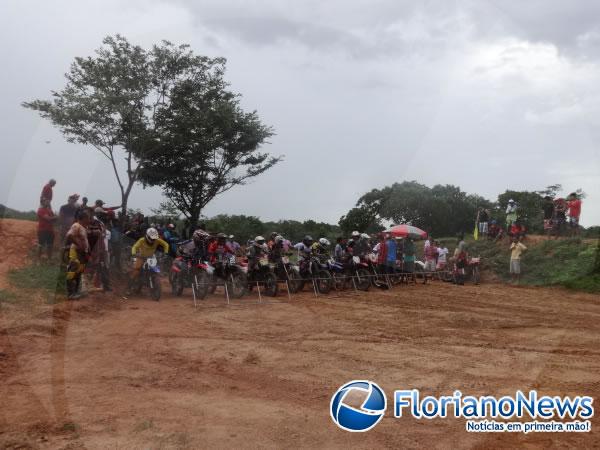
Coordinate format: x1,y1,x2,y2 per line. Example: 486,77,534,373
509,237,527,284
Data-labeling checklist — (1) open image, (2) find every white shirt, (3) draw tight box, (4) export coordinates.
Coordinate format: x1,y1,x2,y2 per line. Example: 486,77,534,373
438,247,448,263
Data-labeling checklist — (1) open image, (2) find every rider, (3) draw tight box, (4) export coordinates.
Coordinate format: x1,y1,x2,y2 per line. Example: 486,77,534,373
128,227,169,292
268,235,286,262
177,229,209,262
353,233,371,259
294,235,313,260
311,238,331,263
247,235,268,271
207,233,234,264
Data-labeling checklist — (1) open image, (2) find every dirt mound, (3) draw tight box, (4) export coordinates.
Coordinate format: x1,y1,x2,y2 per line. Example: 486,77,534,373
0,219,37,288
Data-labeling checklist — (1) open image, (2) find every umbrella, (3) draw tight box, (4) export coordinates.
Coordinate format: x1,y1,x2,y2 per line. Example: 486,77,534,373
384,224,427,240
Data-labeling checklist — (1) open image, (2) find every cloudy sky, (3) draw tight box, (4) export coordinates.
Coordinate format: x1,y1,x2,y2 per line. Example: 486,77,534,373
1,0,599,225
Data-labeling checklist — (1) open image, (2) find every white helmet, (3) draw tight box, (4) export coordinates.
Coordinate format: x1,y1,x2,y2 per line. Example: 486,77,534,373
255,235,265,244
319,238,330,247
351,231,360,237
193,229,209,240
146,227,159,241
275,235,284,243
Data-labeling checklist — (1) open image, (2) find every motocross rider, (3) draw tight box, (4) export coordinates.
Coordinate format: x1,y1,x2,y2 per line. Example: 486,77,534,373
311,238,331,263
247,235,268,271
207,233,234,264
294,235,313,261
177,229,209,262
128,227,169,292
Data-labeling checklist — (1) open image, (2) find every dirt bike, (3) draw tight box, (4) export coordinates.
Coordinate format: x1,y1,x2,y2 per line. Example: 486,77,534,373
130,254,162,301
169,255,213,300
273,255,303,293
209,255,247,299
296,255,333,294
246,257,279,297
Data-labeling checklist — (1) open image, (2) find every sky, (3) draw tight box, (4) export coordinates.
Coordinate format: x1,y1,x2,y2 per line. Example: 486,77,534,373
1,0,599,225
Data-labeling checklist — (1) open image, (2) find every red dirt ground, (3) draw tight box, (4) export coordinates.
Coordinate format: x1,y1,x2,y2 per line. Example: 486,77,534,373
1,219,599,449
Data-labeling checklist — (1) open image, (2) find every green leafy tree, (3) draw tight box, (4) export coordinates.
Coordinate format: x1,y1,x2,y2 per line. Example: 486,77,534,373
338,206,382,235
137,72,279,229
22,35,229,220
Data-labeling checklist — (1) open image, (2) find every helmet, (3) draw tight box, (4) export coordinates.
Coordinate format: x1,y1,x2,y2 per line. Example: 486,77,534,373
303,235,313,244
167,223,175,229
146,227,159,241
275,235,284,243
351,231,360,238
217,232,227,240
270,232,278,239
319,238,330,247
193,229,208,240
508,199,515,203
255,235,265,244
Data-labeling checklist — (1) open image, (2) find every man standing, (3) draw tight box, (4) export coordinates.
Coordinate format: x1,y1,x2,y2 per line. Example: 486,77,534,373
509,237,527,285
567,193,582,236
40,179,56,206
542,196,555,236
37,198,57,259
385,234,397,274
58,194,80,240
505,199,518,232
65,211,91,299
478,208,490,237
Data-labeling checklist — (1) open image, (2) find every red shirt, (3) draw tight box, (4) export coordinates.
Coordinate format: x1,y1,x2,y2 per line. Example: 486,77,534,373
567,199,581,218
37,207,55,232
41,183,53,203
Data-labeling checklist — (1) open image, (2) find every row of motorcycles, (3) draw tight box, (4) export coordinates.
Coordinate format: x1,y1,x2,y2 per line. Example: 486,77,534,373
167,252,380,301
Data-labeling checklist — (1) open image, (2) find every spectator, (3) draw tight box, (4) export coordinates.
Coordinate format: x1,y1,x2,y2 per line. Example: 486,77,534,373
424,240,438,272
375,234,388,273
385,234,397,274
477,208,490,237
37,198,57,259
505,199,517,232
40,178,56,206
567,193,582,235
75,197,89,220
58,194,80,240
334,237,347,262
65,211,91,299
509,237,527,284
553,198,567,237
436,242,449,270
542,196,554,236
403,238,416,273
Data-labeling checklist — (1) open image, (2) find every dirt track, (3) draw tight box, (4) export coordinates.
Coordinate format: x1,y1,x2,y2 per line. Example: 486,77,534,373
1,219,599,449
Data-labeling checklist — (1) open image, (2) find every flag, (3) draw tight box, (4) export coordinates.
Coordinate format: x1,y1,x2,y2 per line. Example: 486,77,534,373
473,223,479,241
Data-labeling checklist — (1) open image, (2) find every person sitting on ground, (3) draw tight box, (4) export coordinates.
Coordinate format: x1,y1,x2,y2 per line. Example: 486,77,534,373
37,198,57,260
40,178,56,206
65,211,91,299
127,228,169,294
509,236,527,285
567,192,582,235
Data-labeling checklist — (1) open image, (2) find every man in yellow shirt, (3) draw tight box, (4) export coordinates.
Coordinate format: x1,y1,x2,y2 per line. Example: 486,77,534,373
127,228,169,292
509,237,527,284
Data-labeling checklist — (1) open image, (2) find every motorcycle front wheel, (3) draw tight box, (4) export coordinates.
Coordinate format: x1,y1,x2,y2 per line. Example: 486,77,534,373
227,273,247,299
150,274,161,301
315,270,332,294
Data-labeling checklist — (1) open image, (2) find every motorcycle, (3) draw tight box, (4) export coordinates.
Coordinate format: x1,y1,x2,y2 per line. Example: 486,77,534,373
296,255,333,294
246,257,279,297
209,254,248,298
169,255,214,300
130,254,162,301
273,255,303,293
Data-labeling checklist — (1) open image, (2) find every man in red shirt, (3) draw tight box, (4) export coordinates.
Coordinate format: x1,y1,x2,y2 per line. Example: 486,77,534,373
567,193,582,235
37,198,57,259
40,179,56,206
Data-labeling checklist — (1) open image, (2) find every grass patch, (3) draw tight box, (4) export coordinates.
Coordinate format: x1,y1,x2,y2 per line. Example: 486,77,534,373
467,237,599,292
0,288,19,303
8,261,65,293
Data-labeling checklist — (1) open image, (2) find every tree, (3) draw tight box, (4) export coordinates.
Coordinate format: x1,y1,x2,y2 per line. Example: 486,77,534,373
338,206,382,235
341,181,491,237
23,35,227,220
137,72,280,229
